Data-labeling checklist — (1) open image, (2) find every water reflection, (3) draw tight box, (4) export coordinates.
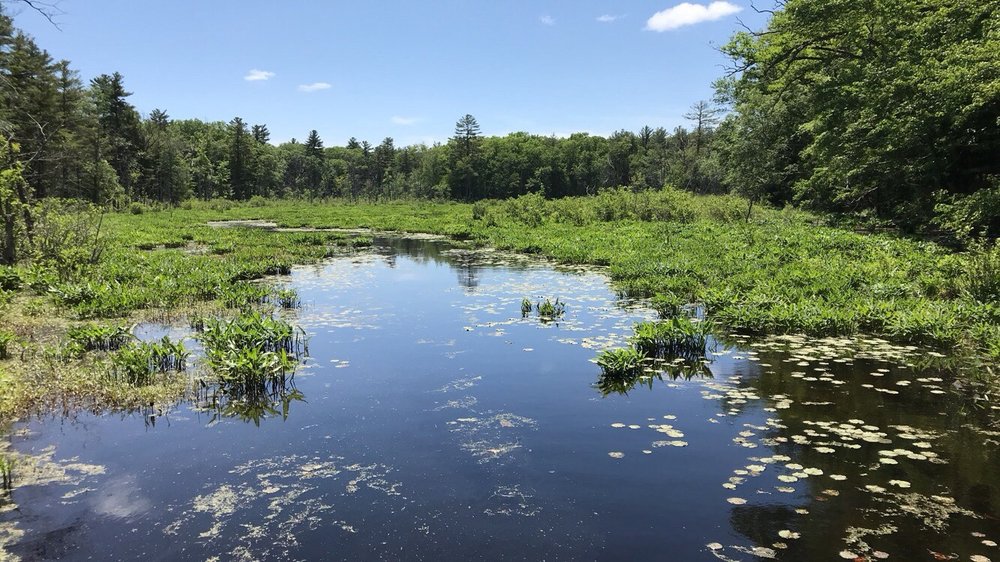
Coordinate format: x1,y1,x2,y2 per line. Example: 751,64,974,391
596,356,716,396
195,374,304,426
4,238,1000,561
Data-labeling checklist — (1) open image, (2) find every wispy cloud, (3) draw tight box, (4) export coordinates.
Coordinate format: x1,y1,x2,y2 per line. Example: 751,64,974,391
391,116,420,126
596,14,625,23
645,1,741,31
298,82,332,93
539,14,555,26
244,69,275,81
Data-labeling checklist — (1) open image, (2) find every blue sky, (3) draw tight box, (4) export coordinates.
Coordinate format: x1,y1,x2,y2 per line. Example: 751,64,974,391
11,1,768,146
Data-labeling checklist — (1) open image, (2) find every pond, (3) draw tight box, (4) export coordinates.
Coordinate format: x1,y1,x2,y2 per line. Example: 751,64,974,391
2,237,999,561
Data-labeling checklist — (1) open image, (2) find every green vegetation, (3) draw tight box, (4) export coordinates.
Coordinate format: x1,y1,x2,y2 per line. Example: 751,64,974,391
0,1,998,421
595,348,645,379
273,288,301,309
522,296,566,321
0,455,12,491
198,311,306,383
109,337,188,386
67,323,131,352
631,318,712,360
0,330,12,360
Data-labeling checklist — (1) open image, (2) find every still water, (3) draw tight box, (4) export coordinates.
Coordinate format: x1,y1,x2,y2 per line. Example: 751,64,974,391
3,237,999,561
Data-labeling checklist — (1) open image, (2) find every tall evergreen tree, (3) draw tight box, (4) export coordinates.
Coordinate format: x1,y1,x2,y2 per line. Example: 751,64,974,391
228,116,250,199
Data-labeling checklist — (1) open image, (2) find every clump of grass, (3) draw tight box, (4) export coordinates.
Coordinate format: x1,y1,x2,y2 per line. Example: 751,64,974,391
631,318,713,359
217,282,270,310
110,337,189,386
521,297,566,321
957,243,1000,304
274,288,300,309
67,323,131,352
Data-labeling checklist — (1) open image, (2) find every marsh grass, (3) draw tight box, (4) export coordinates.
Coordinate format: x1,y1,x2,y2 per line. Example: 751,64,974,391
596,317,715,395
631,318,713,360
274,288,300,309
110,337,189,386
67,323,131,352
958,243,1000,304
650,292,684,319
198,311,307,382
521,297,565,321
218,282,271,310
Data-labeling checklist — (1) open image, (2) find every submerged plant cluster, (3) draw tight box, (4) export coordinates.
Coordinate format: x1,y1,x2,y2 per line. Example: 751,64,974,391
521,297,565,322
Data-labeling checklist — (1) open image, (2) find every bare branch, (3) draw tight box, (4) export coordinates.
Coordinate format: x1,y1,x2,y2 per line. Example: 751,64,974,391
2,0,64,30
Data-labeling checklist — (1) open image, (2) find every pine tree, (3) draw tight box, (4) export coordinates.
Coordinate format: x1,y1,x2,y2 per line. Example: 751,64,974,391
228,117,250,199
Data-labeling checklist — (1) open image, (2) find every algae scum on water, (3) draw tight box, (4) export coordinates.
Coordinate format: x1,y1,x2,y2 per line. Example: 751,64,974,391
1,237,999,561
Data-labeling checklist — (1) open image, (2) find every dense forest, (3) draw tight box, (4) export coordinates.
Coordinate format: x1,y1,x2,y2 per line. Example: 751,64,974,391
1,0,998,265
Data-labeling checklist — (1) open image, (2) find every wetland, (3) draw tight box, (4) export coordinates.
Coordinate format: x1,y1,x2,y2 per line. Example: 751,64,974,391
1,234,998,561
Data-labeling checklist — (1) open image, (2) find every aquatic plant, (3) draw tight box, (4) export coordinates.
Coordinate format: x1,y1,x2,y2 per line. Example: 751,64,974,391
67,323,132,352
536,298,565,319
217,282,271,310
650,292,684,319
631,318,713,359
274,288,300,309
198,311,307,384
110,337,189,386
521,298,533,317
596,348,645,378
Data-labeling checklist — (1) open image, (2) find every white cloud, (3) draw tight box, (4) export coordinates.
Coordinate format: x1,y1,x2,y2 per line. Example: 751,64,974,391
596,14,624,23
298,82,332,93
391,116,420,126
645,1,742,31
539,15,555,26
244,69,275,81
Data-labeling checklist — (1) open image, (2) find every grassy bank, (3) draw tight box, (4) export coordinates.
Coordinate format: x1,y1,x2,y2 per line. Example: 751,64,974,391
0,190,997,420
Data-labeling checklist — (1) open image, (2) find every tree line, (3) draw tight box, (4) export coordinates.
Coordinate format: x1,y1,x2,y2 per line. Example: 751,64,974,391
3,0,999,256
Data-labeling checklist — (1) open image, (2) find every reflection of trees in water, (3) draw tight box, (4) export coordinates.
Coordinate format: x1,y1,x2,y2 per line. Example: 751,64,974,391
456,264,479,292
713,345,1000,560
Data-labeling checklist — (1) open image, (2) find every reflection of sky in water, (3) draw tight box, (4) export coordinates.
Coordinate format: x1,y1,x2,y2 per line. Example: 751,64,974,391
1,237,999,561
